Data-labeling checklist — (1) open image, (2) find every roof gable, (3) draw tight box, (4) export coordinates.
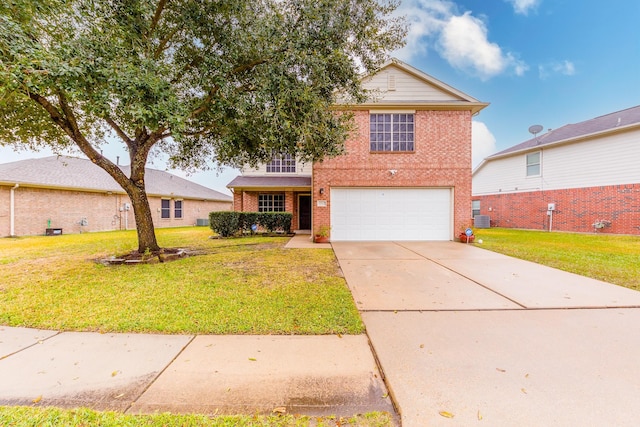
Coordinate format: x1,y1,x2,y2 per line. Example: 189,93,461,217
0,156,231,201
352,58,488,113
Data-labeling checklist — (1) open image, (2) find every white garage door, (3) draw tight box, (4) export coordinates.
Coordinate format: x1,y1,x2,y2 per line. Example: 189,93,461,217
330,188,452,241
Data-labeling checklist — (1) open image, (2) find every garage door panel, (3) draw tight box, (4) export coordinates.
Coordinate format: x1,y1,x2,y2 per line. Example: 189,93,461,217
330,188,452,241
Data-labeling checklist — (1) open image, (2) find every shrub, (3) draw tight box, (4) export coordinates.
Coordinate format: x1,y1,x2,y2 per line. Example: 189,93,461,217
209,211,240,237
208,211,292,236
239,212,260,233
259,212,292,233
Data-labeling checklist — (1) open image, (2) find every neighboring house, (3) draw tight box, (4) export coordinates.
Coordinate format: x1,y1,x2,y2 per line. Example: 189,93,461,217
472,105,640,234
228,58,488,241
0,156,232,237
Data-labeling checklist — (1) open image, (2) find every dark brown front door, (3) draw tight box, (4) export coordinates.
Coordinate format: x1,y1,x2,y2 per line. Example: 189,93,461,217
299,195,311,230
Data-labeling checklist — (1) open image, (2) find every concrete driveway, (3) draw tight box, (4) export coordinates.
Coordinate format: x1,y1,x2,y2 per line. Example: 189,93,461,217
333,241,640,427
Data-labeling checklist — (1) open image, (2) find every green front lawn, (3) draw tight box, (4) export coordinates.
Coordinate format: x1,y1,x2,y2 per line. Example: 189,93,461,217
0,227,363,334
0,407,393,427
474,228,640,291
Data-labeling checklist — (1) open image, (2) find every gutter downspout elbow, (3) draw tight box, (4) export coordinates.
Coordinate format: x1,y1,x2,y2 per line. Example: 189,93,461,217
10,183,19,237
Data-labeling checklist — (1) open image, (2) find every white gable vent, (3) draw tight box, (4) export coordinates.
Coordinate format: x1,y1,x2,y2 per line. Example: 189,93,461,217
387,73,396,91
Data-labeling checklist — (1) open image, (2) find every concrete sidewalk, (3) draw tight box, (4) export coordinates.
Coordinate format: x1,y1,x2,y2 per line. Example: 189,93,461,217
0,329,394,418
333,241,640,427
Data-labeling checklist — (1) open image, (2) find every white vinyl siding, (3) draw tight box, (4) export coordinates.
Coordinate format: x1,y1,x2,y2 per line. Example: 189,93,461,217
473,129,640,195
362,67,463,102
242,159,310,176
330,188,452,241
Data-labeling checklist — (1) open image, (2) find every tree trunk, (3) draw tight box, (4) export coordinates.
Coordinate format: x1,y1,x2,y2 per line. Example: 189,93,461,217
127,182,161,254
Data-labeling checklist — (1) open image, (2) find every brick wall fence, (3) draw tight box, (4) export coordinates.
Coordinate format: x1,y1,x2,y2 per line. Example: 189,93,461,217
0,186,231,237
474,184,640,234
313,109,473,238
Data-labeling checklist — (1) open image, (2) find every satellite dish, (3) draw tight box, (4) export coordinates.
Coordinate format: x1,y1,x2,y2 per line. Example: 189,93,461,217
528,124,544,136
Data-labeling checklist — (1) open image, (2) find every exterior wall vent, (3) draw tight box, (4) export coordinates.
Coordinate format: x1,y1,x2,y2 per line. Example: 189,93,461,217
387,74,396,91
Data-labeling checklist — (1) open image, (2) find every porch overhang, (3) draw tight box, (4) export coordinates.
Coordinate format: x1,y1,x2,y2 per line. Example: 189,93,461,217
227,176,312,192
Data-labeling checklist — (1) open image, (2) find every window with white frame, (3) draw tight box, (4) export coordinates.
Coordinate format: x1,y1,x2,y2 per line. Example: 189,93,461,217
370,113,415,152
161,199,171,219
174,200,183,219
472,200,481,218
258,194,285,212
526,151,541,176
266,153,296,173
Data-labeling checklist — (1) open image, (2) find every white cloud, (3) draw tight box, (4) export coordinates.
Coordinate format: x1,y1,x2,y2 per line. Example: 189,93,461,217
504,0,541,15
472,121,497,168
438,12,528,80
392,0,450,61
538,60,576,79
394,1,528,80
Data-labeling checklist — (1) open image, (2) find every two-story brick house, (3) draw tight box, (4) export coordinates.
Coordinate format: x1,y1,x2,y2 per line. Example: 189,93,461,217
227,59,488,241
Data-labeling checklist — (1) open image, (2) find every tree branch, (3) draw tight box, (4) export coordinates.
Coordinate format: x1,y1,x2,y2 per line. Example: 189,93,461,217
154,25,180,59
148,0,168,36
28,91,131,190
231,58,270,75
105,116,133,147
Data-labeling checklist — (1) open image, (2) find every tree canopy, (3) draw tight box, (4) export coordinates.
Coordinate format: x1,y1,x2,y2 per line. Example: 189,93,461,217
0,0,406,252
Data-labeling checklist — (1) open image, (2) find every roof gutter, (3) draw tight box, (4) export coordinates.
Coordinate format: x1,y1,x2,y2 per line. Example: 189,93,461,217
10,183,19,237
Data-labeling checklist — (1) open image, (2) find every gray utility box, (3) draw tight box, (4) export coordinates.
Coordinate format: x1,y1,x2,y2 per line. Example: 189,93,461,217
474,215,491,228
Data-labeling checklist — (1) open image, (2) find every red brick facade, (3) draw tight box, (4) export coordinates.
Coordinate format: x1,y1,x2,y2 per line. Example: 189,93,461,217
474,184,640,234
313,110,473,238
0,186,231,237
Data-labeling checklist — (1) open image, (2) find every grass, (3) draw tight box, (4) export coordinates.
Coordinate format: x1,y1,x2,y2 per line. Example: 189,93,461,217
0,227,363,334
474,228,640,291
0,407,394,427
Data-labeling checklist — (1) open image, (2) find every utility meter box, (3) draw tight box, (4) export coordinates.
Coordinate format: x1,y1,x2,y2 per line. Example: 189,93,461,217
547,203,556,211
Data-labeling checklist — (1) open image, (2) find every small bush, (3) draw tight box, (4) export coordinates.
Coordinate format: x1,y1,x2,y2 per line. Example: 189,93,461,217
259,212,292,233
239,212,260,233
209,211,240,237
209,211,292,236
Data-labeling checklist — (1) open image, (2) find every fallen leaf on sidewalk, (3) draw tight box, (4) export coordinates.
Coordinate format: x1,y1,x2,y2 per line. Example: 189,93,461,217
32,396,42,404
496,368,506,373
111,370,119,377
477,410,483,420
439,411,454,418
521,388,527,394
272,406,286,414
248,357,257,361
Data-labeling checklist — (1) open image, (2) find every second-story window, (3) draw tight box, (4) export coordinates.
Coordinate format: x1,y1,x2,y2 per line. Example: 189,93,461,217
370,113,415,152
266,153,296,173
526,151,541,176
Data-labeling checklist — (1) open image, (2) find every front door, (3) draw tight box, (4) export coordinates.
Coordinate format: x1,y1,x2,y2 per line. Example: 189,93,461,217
298,195,311,230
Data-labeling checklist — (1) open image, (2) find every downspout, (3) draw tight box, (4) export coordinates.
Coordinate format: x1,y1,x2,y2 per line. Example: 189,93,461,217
10,183,19,237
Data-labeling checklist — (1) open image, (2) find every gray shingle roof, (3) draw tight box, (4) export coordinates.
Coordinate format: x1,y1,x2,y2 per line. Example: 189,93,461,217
491,105,640,158
0,156,232,201
227,175,312,189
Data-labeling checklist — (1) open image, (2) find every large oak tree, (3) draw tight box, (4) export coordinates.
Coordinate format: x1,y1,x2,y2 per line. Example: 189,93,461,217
0,0,405,253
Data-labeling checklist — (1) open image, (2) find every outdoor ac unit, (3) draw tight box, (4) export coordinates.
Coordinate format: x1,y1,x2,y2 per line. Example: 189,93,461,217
196,218,209,226
474,215,491,229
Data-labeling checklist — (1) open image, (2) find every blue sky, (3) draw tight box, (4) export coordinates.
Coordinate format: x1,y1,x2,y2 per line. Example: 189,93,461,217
394,0,640,170
1,0,639,194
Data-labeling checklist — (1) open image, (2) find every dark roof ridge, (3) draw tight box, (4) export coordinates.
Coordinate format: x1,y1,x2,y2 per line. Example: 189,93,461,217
489,104,640,158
